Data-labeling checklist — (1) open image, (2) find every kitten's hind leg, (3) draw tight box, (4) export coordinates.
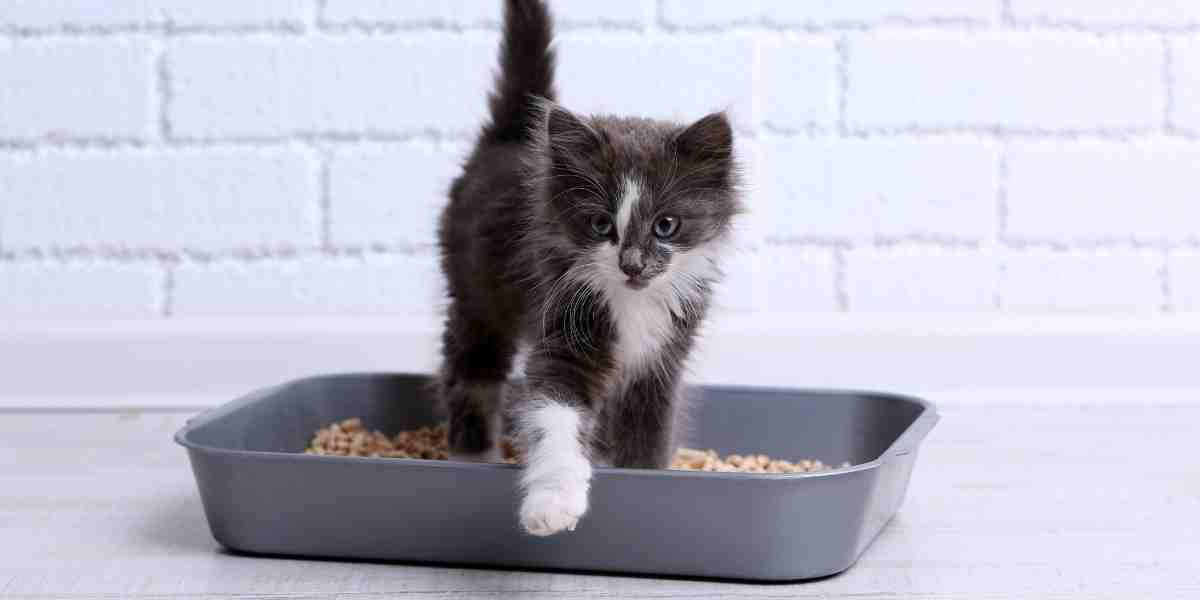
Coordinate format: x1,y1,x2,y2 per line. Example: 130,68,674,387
443,381,504,462
439,311,516,463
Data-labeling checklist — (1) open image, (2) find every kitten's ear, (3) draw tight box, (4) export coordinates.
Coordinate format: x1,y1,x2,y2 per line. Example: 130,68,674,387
546,105,602,156
675,112,733,163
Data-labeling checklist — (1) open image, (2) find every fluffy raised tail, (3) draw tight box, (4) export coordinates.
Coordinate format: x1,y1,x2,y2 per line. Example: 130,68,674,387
481,0,556,144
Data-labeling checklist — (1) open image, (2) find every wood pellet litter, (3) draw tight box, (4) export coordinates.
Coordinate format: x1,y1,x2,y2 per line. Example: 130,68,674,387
306,418,847,474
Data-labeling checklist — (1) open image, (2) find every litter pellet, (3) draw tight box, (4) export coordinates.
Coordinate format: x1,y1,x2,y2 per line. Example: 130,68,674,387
306,418,849,474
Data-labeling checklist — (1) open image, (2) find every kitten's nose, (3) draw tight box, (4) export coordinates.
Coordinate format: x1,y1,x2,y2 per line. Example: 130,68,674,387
619,248,645,278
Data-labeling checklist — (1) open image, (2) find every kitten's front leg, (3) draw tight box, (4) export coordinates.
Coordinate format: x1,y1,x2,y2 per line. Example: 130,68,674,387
609,373,679,469
511,384,595,536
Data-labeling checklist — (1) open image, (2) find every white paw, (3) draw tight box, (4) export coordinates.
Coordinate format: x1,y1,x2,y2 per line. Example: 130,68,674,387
520,482,588,536
450,445,503,463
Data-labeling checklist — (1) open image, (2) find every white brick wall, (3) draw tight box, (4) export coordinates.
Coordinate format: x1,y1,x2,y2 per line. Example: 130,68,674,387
1173,39,1200,134
0,39,154,141
328,142,467,249
846,249,997,311
0,149,318,251
758,37,837,131
660,1,998,28
1006,142,1200,241
556,33,756,131
0,0,310,32
1170,253,1200,311
321,1,653,31
761,139,997,240
321,1,499,30
1,0,1197,319
169,35,498,139
999,251,1163,313
1009,2,1200,28
0,261,161,317
758,247,839,312
172,255,442,316
847,34,1161,131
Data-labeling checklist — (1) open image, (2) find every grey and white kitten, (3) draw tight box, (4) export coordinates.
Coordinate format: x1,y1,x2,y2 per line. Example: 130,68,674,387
437,0,742,536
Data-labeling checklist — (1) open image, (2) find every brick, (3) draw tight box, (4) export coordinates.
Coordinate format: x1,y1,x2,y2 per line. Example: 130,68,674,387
0,149,317,251
726,137,766,251
846,248,996,311
0,262,160,318
760,139,997,240
847,34,1160,130
0,39,153,141
1169,253,1200,312
694,141,773,312
172,256,444,316
1172,39,1200,134
1007,142,1200,242
556,34,756,131
329,143,466,248
660,0,760,28
763,0,996,24
715,247,838,314
0,0,309,31
759,37,837,131
712,248,763,313
999,251,1162,312
1010,1,1200,27
322,0,498,28
169,36,497,139
760,246,839,312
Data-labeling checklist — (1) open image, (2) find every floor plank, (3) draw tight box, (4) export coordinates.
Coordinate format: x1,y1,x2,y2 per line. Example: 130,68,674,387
1,396,1198,599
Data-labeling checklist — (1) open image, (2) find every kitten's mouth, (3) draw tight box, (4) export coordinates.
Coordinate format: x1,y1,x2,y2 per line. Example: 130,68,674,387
624,277,650,290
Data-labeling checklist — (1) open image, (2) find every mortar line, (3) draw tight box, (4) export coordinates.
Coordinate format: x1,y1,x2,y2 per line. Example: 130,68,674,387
996,143,1010,242
993,142,1011,310
7,19,1200,39
7,127,1200,154
1161,247,1173,313
1163,36,1176,133
650,0,665,35
318,147,333,251
835,34,849,137
833,246,850,311
159,261,176,317
154,40,172,142
0,240,1195,266
1000,0,1015,26
312,0,327,31
994,255,1007,312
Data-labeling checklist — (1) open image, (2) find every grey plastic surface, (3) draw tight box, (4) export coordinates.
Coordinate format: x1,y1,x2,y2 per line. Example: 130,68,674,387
175,373,938,581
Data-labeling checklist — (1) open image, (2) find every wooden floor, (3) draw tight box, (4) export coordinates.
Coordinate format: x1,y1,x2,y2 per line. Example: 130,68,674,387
2,392,1198,599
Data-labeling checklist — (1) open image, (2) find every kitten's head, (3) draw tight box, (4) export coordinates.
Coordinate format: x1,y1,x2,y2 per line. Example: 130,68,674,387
532,104,742,304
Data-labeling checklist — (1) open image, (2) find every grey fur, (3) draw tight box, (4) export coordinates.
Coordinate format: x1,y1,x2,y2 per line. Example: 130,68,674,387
436,0,743,469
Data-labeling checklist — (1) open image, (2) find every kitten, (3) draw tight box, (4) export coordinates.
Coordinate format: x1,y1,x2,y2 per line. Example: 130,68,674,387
437,0,742,536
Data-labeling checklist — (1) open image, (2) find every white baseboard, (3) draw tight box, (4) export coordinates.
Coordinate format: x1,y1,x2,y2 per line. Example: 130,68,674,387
2,313,1199,409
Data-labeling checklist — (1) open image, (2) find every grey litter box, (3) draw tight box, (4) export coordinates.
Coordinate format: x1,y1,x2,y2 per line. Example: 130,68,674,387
175,373,938,581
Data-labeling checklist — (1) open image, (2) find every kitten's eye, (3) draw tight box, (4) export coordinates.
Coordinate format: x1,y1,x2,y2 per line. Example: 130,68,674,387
590,214,614,237
653,215,680,239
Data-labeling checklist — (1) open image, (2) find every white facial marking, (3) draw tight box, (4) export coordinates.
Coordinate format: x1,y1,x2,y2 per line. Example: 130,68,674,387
615,175,642,242
518,399,592,536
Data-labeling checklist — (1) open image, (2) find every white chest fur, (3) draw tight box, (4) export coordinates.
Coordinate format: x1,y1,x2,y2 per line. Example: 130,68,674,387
605,281,677,374
584,243,718,376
